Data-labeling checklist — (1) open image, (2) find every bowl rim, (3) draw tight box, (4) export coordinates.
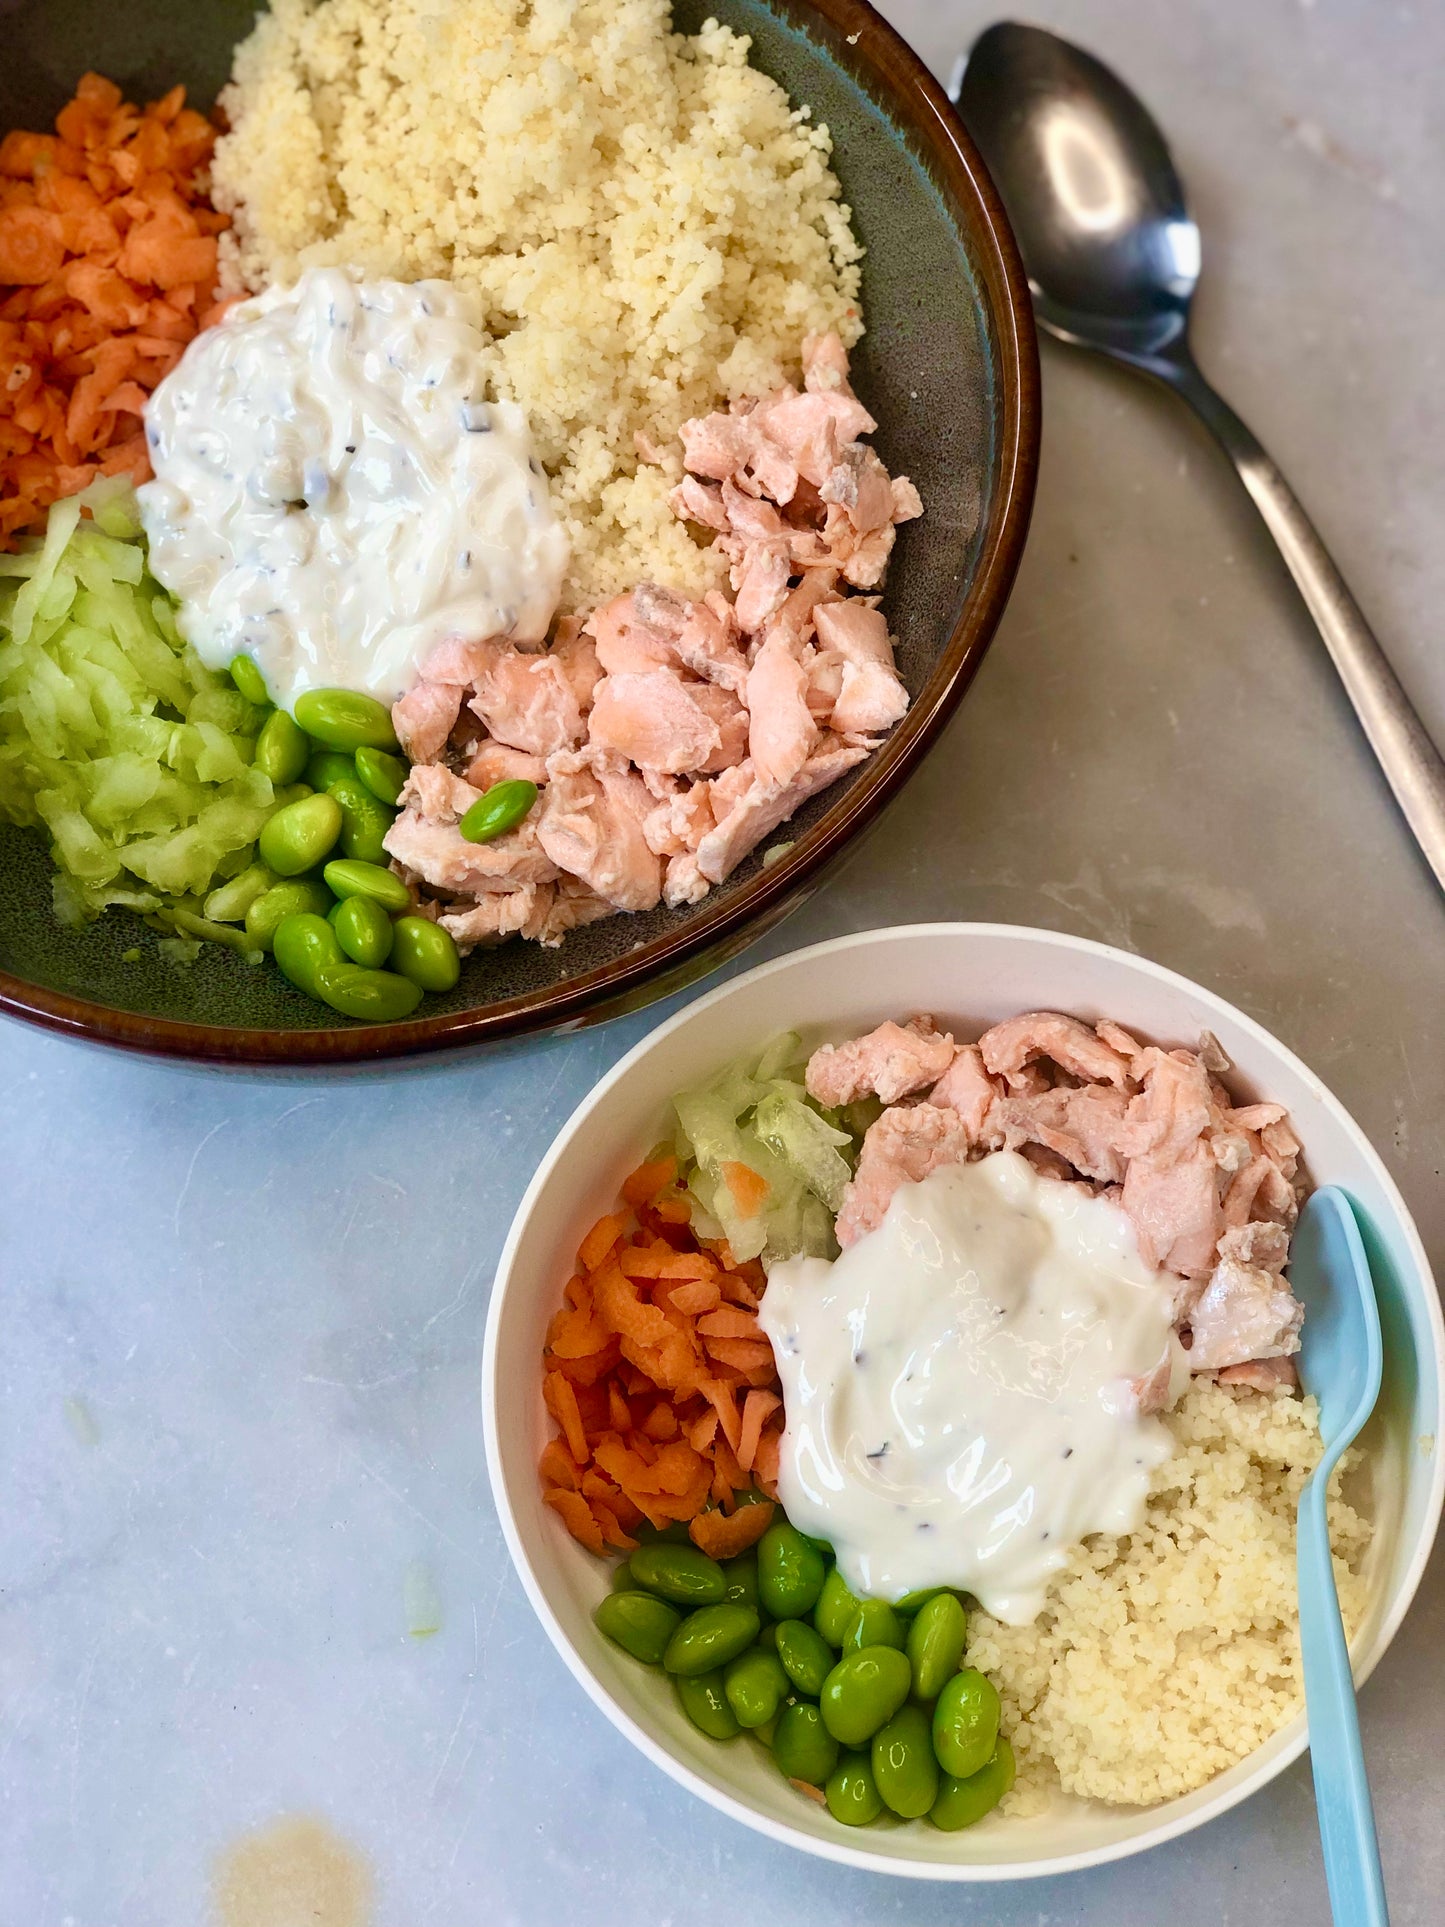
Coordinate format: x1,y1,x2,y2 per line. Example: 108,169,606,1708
0,0,1042,1067
482,920,1445,1880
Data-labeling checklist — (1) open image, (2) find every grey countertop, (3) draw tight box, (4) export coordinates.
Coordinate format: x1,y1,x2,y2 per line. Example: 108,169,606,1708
3,1,1443,1922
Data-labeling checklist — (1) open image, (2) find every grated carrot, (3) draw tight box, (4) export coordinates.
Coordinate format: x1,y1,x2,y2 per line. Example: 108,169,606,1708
689,1500,775,1559
720,1160,770,1218
537,1157,784,1554
0,73,232,543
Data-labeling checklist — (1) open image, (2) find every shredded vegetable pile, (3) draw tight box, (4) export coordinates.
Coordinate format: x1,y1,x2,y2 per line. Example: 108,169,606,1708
0,480,278,951
671,1031,876,1266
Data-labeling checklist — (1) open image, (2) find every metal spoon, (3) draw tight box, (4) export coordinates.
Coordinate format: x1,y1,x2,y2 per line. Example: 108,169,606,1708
952,22,1445,893
1290,1186,1389,1925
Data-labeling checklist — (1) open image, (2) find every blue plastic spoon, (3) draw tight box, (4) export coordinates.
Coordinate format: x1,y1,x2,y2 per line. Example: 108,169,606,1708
1292,1187,1389,1925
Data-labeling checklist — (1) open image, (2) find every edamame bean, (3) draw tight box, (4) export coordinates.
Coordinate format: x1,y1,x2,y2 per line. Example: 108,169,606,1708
272,912,345,996
893,1587,947,1615
825,1752,884,1827
814,1567,861,1647
228,652,269,705
314,964,424,1022
593,1590,681,1666
842,1600,905,1653
663,1604,760,1678
325,769,395,866
773,1702,838,1787
818,1647,911,1747
294,687,399,752
244,880,335,951
872,1704,938,1819
675,1671,739,1741
330,893,393,967
932,1669,1000,1780
721,1551,759,1611
907,1592,968,1702
459,779,538,845
322,859,411,913
307,750,357,793
390,916,461,994
258,792,343,877
254,709,309,785
610,1561,636,1593
630,1543,727,1606
930,1737,1015,1832
723,1648,790,1729
775,1620,835,1698
354,745,409,805
758,1522,826,1620
203,863,275,924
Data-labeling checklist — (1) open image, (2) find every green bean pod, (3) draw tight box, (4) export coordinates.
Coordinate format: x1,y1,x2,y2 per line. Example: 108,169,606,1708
294,687,400,752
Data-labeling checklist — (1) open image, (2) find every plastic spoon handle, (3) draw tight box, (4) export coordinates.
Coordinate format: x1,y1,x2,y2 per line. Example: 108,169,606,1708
1297,1473,1390,1925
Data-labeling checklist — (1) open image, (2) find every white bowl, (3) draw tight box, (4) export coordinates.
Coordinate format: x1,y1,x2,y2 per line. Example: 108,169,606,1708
483,924,1444,1880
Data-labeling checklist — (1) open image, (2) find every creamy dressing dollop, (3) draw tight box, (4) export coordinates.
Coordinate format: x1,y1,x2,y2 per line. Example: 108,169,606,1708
138,267,569,713
758,1151,1185,1624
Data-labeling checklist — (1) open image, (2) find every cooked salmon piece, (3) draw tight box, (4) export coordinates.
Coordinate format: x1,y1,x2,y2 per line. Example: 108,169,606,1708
464,741,549,790
469,649,586,756
537,747,663,912
1216,1220,1290,1272
392,679,463,765
384,808,557,896
642,778,716,858
752,388,876,485
674,594,749,692
927,1045,1001,1141
689,682,750,771
1185,1255,1304,1370
1222,1153,1299,1230
1215,1355,1299,1393
553,629,603,712
669,473,730,532
420,635,511,683
690,741,869,886
820,442,895,535
801,330,855,395
396,763,481,821
733,541,791,633
835,1102,973,1248
986,1084,1132,1186
437,886,540,949
1121,1139,1222,1278
526,874,618,945
1115,1048,1215,1164
584,584,687,675
978,1011,1136,1091
746,632,816,787
812,602,908,735
806,1018,957,1109
588,668,723,775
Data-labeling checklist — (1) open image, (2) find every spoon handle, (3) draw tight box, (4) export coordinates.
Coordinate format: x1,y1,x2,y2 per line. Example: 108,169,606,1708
1298,1475,1391,1925
1166,360,1445,894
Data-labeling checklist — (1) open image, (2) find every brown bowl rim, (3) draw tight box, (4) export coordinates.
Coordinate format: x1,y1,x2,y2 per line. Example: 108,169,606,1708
0,0,1041,1066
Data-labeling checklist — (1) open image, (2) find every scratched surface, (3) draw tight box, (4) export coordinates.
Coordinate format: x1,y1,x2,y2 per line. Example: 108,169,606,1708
2,1,1444,1922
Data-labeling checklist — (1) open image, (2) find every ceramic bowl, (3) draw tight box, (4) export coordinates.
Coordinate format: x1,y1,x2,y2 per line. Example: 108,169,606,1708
0,0,1038,1064
484,923,1445,1879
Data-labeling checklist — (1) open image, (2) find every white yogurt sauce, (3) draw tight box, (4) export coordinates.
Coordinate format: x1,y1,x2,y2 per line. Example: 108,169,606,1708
138,267,569,713
758,1151,1185,1624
